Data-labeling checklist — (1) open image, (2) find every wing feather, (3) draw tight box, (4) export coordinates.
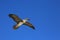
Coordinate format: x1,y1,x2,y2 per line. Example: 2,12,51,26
9,14,23,23
24,22,35,29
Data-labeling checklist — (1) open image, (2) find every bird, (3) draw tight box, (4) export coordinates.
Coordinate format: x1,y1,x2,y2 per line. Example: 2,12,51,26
9,14,35,30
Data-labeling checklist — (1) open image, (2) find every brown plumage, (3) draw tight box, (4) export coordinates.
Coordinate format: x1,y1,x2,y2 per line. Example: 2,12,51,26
24,22,35,29
9,14,23,23
9,14,35,30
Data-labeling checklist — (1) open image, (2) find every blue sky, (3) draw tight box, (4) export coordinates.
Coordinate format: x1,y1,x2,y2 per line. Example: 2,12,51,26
0,0,60,40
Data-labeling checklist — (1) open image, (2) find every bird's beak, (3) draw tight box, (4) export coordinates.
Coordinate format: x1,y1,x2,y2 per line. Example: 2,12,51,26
26,18,30,20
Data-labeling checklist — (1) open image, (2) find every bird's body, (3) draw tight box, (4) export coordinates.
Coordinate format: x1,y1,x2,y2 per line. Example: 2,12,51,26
9,14,35,30
15,19,27,28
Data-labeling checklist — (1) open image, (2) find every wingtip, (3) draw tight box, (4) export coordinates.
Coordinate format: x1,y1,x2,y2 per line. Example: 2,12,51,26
9,14,12,17
9,14,16,18
9,14,13,16
32,26,35,30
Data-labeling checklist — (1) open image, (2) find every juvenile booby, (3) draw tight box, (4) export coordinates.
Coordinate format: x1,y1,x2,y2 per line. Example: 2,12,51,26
9,14,35,30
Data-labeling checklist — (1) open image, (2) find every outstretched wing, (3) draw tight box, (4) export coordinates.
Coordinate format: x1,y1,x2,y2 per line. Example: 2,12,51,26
13,24,19,30
9,14,23,23
24,22,35,29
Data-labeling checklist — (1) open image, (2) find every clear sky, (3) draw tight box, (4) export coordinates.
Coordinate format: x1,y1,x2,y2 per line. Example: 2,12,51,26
0,0,60,40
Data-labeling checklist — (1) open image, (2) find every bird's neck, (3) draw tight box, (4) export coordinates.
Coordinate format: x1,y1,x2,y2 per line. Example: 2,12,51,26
23,19,28,23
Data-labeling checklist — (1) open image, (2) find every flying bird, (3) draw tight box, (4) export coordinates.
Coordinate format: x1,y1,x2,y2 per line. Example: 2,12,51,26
9,14,35,30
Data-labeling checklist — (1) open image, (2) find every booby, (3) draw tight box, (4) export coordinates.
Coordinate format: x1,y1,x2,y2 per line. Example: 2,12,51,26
9,14,35,30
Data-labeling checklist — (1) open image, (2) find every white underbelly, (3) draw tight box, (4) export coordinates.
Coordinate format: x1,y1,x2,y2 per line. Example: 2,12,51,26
17,22,23,27
16,20,27,27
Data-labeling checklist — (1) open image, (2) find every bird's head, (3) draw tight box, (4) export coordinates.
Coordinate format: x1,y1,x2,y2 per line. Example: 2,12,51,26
25,18,30,21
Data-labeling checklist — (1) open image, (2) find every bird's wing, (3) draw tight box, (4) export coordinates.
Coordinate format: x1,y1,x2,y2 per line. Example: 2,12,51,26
13,24,19,30
9,14,23,23
24,22,35,29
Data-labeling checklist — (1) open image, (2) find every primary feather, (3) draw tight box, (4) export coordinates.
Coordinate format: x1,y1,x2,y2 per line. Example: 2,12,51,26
9,14,23,23
24,22,35,29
